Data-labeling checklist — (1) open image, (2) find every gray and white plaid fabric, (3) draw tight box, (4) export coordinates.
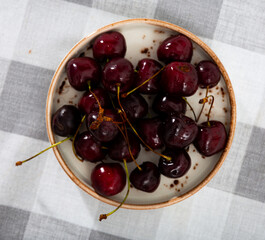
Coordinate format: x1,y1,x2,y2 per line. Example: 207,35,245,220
1,0,265,239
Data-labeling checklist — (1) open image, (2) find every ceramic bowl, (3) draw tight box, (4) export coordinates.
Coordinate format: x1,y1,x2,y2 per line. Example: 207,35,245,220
46,18,236,209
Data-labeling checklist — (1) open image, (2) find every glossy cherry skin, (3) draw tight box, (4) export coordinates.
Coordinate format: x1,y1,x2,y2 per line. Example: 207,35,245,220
162,114,198,148
161,62,198,96
52,105,81,137
66,57,101,91
130,162,160,192
74,131,107,162
93,32,126,62
86,109,120,142
120,93,148,121
159,149,191,178
91,163,126,197
78,87,110,115
157,35,193,63
102,57,134,93
196,61,221,88
108,131,141,162
134,58,163,94
138,117,164,150
194,121,227,156
152,94,186,116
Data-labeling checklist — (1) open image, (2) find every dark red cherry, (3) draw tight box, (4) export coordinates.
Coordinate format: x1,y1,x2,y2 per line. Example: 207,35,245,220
138,117,164,150
93,32,126,62
51,105,81,137
161,62,198,96
152,94,186,116
108,131,141,162
74,131,107,162
196,61,221,88
86,109,120,142
120,93,148,121
91,163,126,196
66,57,101,91
78,87,110,115
162,114,198,148
102,57,134,94
157,35,193,63
194,121,227,156
130,162,160,193
159,149,191,178
134,58,163,94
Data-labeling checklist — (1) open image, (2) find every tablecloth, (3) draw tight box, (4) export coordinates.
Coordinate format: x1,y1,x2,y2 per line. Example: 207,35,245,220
0,0,265,239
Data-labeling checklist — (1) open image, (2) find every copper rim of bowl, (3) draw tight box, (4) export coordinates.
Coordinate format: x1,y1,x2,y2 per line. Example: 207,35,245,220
46,18,236,210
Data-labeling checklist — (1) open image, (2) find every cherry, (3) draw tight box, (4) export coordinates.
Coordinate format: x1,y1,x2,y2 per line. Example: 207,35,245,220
108,130,141,162
157,35,193,63
74,131,107,162
86,109,120,142
159,149,191,178
66,57,101,91
102,57,134,93
120,93,148,121
78,87,110,115
51,105,81,137
161,62,198,96
152,94,186,116
194,121,227,156
93,32,126,62
91,162,126,196
130,162,160,192
196,60,221,88
162,114,198,148
134,58,163,94
138,117,164,150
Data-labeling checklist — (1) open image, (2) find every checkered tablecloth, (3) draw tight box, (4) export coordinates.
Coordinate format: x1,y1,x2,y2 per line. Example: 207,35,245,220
1,0,265,239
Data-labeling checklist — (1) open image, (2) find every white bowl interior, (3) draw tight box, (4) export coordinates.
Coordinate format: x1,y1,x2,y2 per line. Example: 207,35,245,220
49,21,231,205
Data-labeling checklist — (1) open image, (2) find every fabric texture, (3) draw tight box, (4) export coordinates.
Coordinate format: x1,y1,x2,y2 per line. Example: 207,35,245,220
0,0,265,239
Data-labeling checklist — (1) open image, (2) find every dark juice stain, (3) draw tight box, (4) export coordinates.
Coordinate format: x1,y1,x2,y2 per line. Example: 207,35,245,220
142,35,146,39
153,40,156,43
221,87,225,97
174,180,179,185
170,184,174,188
223,107,228,113
150,46,153,50
193,149,196,152
28,49,32,54
141,48,149,54
209,89,212,93
65,77,67,80
177,189,180,192
193,166,196,170
57,99,60,103
216,86,219,90
58,80,66,94
154,29,165,34
195,163,198,166
186,176,189,179
69,100,73,104
199,92,202,96
181,183,184,188
225,121,228,125
202,156,205,159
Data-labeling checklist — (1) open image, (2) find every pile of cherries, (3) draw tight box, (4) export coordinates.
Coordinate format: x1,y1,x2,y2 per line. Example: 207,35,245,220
17,31,227,220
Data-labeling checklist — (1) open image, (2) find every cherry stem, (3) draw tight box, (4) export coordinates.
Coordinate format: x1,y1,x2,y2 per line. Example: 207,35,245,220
196,86,209,122
199,94,214,126
114,115,141,170
15,137,71,166
182,97,197,122
121,66,165,98
99,158,130,221
117,85,171,161
72,115,87,162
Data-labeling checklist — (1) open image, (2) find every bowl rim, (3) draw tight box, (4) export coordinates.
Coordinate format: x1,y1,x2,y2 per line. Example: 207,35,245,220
46,18,236,210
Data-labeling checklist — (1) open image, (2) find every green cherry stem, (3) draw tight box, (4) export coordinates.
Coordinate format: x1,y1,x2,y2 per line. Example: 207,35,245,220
72,115,87,162
182,97,197,122
16,136,71,166
121,66,165,98
99,158,130,221
117,84,171,161
196,86,209,122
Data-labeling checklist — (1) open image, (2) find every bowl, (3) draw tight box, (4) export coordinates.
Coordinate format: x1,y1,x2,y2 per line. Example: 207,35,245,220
46,18,236,209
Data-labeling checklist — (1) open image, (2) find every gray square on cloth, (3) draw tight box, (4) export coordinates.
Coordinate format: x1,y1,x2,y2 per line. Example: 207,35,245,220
0,61,53,141
235,126,265,202
154,0,223,38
